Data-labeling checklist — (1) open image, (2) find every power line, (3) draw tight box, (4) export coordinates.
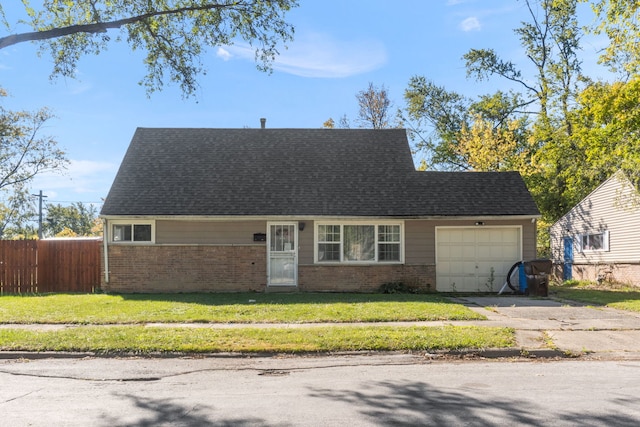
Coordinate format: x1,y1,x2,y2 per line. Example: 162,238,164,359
46,200,104,204
31,190,48,239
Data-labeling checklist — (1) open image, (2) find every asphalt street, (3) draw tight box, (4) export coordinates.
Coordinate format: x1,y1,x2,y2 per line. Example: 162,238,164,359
1,356,640,426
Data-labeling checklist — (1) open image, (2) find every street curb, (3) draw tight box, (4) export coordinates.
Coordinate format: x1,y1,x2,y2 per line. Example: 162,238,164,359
0,347,572,361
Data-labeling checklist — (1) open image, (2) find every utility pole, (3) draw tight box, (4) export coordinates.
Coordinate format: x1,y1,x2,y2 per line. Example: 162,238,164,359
32,190,47,239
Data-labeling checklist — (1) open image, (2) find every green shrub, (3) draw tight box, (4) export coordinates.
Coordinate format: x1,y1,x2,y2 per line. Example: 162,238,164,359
379,281,420,294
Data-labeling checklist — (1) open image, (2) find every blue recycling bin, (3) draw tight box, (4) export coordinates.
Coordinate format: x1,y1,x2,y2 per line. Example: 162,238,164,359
519,262,527,294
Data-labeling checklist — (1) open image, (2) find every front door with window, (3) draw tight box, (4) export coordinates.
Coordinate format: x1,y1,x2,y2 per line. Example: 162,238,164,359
267,223,298,286
563,236,573,281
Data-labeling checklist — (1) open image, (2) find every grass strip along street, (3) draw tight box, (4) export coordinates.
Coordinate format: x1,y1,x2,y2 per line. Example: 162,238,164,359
0,325,514,354
0,293,516,354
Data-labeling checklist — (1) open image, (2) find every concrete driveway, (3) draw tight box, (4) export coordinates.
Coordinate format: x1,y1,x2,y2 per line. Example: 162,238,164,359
455,296,640,359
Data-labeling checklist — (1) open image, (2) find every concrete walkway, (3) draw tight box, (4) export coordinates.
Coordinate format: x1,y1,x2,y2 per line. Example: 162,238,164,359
2,296,640,360
453,296,640,360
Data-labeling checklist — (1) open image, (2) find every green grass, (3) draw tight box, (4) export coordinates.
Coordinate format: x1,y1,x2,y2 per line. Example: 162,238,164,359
551,284,640,313
0,325,514,354
0,293,486,324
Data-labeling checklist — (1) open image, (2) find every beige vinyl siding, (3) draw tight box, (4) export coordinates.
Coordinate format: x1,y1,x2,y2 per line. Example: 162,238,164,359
551,173,640,264
404,220,434,264
154,218,536,264
156,220,267,244
155,219,317,263
298,221,314,265
405,219,536,264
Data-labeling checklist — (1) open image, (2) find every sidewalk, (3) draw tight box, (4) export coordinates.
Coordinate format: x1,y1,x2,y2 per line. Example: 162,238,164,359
2,296,640,360
453,296,640,360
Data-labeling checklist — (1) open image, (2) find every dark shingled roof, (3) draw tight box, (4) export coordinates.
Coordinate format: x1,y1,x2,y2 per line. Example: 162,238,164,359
100,128,540,218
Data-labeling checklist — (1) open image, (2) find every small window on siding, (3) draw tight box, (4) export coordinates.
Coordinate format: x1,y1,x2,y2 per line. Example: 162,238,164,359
580,231,609,252
112,223,153,243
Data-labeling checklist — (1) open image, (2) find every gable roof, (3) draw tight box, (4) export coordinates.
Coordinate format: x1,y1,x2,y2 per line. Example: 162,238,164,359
550,170,640,230
100,127,539,218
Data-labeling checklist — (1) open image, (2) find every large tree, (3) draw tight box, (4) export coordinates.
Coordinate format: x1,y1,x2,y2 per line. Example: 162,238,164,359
405,0,586,220
0,90,67,238
403,77,471,170
45,202,99,237
462,0,585,220
355,82,393,129
0,1,298,97
586,0,640,78
0,184,38,239
464,0,582,128
324,82,398,130
570,78,640,186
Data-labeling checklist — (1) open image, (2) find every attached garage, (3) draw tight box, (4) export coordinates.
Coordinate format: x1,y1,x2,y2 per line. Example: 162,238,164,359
436,226,522,292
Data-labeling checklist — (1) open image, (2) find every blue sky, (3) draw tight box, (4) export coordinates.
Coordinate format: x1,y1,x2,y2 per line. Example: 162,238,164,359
0,1,608,213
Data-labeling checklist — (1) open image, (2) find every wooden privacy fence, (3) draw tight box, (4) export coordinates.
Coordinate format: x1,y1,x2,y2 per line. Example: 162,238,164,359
0,239,101,294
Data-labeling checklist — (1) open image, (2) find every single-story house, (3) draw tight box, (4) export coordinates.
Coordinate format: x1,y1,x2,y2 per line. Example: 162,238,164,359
550,171,640,285
99,125,540,293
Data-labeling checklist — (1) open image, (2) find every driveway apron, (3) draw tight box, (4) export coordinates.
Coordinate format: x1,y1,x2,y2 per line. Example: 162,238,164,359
455,296,640,358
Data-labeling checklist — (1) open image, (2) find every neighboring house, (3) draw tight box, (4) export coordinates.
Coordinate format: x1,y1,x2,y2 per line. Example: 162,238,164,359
550,171,640,285
100,126,540,293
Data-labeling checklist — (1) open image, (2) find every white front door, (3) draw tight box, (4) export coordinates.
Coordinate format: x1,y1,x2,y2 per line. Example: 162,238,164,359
267,223,298,286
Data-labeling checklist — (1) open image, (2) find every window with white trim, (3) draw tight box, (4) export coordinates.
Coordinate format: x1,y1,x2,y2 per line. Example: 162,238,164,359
112,223,153,243
316,223,402,263
580,231,609,252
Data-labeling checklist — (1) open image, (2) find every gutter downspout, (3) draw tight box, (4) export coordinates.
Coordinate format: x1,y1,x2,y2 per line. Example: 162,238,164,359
103,219,109,284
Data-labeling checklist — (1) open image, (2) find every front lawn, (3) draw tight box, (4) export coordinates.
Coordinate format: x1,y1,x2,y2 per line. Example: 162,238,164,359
0,293,513,354
0,325,514,354
551,283,640,313
0,293,486,324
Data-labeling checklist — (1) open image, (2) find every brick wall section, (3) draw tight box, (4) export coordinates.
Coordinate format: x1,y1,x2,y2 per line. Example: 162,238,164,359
553,262,640,288
103,245,267,293
298,264,436,293
102,245,437,293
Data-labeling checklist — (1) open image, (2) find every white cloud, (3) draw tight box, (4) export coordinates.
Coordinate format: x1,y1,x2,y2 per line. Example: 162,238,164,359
447,0,470,5
218,33,388,78
31,159,117,202
460,16,481,31
216,47,232,61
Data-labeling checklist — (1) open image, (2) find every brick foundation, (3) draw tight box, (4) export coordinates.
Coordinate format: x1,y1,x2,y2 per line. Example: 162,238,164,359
102,245,436,293
298,264,435,293
553,262,640,287
103,245,267,293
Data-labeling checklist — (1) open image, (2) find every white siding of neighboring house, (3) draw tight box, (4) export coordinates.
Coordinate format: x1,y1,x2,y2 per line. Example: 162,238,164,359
550,172,640,284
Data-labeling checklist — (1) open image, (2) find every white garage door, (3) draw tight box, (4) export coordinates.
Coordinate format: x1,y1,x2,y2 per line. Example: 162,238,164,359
436,227,521,292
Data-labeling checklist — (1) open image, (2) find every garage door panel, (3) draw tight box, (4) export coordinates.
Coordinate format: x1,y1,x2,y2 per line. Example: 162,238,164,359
461,245,476,259
440,274,477,292
445,230,464,243
478,245,510,260
436,227,521,292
